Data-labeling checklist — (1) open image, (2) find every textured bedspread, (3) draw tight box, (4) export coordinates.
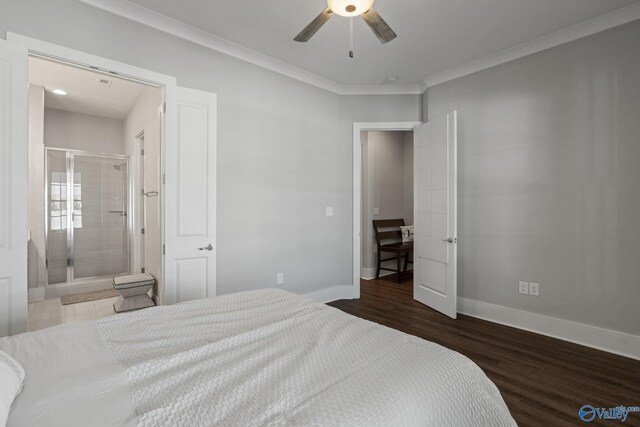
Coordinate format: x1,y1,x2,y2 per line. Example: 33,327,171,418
97,289,515,426
3,288,516,426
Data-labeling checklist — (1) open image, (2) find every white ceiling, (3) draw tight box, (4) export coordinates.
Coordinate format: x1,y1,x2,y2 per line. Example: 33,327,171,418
28,57,148,119
123,0,640,86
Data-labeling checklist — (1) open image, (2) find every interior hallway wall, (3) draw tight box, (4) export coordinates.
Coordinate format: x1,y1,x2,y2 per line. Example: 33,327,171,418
123,86,162,291
402,132,414,226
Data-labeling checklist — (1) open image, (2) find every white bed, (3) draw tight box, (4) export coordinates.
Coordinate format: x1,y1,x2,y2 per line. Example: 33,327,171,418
0,289,516,426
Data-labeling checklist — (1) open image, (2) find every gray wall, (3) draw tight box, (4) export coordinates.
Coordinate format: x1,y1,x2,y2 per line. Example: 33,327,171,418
44,108,125,154
123,86,162,289
427,20,640,335
27,85,45,291
402,132,414,226
0,0,420,296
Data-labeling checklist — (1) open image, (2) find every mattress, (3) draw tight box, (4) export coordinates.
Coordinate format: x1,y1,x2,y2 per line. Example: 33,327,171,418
0,289,516,426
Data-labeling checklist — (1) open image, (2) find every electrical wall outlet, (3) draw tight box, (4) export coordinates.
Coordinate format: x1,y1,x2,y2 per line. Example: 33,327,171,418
277,273,284,285
325,207,334,217
518,281,529,295
529,282,539,296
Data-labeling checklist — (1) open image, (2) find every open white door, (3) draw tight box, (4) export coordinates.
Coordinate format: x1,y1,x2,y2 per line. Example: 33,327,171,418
163,86,217,304
0,41,28,336
413,111,457,318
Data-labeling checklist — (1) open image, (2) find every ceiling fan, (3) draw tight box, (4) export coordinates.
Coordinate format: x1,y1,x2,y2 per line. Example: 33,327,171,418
294,0,397,50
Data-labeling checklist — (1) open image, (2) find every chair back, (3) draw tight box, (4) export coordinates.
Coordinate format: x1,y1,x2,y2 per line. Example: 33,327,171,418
373,219,405,248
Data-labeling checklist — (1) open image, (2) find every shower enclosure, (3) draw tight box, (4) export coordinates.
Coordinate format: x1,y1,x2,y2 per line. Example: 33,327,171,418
46,148,130,286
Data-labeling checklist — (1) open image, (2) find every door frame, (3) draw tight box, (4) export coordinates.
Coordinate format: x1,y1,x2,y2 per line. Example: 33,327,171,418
352,122,421,299
7,32,177,304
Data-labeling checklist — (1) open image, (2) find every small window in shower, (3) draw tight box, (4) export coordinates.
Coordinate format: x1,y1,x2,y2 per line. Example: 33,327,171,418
50,172,83,229
73,172,82,229
50,171,67,231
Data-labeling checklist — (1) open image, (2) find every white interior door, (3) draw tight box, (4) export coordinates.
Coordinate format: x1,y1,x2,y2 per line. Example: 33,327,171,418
413,111,457,318
0,40,28,336
163,86,217,304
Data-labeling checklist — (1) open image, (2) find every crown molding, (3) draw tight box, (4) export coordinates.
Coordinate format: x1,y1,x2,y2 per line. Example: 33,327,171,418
78,0,421,95
79,0,639,95
422,2,640,89
339,84,422,95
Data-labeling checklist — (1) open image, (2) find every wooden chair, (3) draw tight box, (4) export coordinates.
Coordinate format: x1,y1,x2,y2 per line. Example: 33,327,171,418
373,219,413,283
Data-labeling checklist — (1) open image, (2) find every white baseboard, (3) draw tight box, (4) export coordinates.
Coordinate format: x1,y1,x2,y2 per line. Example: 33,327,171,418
28,287,45,302
458,297,640,361
305,285,356,304
361,265,414,280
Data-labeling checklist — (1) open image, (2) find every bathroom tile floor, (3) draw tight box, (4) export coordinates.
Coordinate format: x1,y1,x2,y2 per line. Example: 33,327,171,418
27,297,119,332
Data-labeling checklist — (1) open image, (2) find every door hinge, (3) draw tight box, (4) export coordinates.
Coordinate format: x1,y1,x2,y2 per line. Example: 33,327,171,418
141,267,145,273
141,228,145,235
141,149,145,156
162,174,166,184
163,102,167,113
162,244,165,255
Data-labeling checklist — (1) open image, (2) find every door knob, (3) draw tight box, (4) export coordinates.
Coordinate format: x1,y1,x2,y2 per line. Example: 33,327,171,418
198,244,214,251
442,237,455,243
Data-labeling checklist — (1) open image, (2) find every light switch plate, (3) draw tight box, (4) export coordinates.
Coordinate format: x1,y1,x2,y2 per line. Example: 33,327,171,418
277,273,284,285
529,282,539,296
326,207,334,217
373,207,380,216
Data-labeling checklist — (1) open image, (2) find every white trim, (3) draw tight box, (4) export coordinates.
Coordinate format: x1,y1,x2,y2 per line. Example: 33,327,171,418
79,0,639,94
6,32,176,87
339,84,423,95
77,0,421,96
353,122,421,299
304,285,356,304
28,287,45,302
458,297,640,361
360,265,413,280
422,3,640,88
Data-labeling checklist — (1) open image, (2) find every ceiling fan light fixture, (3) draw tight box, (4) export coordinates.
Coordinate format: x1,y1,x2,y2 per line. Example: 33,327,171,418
327,0,374,17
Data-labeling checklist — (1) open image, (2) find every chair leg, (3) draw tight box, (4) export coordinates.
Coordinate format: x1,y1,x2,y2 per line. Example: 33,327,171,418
376,250,381,279
396,253,402,283
404,252,409,272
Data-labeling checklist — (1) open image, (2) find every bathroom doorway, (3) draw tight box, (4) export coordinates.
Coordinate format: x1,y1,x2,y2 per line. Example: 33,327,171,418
27,56,163,303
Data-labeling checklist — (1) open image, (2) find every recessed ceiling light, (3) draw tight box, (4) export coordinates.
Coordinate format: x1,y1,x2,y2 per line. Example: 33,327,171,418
52,89,67,95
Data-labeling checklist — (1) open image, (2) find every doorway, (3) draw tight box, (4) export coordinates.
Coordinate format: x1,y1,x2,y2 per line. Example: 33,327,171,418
352,117,458,319
27,56,162,305
360,130,414,282
352,122,420,297
1,33,218,336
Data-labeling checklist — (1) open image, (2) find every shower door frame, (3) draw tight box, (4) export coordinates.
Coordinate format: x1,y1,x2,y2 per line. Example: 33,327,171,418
44,147,132,286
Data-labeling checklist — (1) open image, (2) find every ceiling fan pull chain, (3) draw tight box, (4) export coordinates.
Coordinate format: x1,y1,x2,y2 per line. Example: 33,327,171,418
349,16,354,58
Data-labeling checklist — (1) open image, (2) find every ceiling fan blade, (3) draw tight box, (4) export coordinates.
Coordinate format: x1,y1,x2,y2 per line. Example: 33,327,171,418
361,7,397,44
294,7,334,42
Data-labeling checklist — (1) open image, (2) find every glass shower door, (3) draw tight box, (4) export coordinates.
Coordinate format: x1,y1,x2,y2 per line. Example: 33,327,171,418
72,155,129,280
46,149,129,284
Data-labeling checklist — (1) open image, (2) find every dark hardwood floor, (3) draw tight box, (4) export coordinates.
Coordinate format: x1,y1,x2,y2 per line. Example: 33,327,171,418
328,275,640,427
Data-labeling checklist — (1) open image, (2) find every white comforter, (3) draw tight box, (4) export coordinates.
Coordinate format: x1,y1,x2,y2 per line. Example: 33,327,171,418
1,289,516,426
